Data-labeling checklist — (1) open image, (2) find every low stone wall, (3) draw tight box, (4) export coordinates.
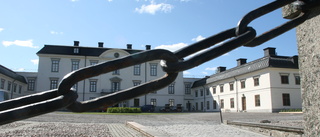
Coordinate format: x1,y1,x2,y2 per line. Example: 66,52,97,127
224,120,303,137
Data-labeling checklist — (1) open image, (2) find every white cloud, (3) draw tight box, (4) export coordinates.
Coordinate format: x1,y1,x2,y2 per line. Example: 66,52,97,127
31,59,39,65
71,0,79,2
201,71,208,75
107,0,112,1
50,31,64,35
135,1,174,15
192,35,205,42
2,39,38,48
155,42,187,52
0,28,3,32
205,67,217,71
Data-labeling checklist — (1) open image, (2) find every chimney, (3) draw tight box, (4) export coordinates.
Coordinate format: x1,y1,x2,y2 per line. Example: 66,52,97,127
74,41,79,46
237,58,247,66
264,47,276,57
98,42,104,48
127,44,132,49
217,66,226,73
146,45,151,50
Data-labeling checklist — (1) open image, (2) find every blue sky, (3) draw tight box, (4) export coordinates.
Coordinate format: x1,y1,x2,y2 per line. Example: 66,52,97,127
0,0,298,78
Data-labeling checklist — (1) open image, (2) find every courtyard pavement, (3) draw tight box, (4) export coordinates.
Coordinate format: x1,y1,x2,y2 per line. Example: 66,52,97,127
0,112,303,137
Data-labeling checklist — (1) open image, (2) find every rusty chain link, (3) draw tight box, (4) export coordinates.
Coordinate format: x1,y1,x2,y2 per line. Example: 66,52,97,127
0,0,318,125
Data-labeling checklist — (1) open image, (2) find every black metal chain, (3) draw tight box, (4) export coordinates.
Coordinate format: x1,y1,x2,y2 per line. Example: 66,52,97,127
0,0,318,125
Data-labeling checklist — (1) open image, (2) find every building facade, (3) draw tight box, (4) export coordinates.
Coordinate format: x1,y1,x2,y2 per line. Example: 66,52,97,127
0,44,302,113
35,41,185,111
192,48,302,112
0,65,27,100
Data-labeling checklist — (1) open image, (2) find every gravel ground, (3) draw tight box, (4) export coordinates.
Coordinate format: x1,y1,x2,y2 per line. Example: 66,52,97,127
0,112,303,137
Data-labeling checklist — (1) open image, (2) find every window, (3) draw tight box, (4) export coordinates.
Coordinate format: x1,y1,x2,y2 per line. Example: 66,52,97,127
90,60,98,66
282,93,291,106
213,100,217,109
7,81,11,91
111,82,120,92
50,79,58,90
230,98,234,108
71,59,80,71
220,85,224,93
195,90,198,97
184,82,191,94
212,86,216,94
206,88,210,95
280,73,289,84
220,99,224,109
151,98,157,106
255,94,261,107
196,102,198,110
133,80,141,86
89,80,97,92
240,80,246,89
294,74,300,85
113,70,120,75
200,89,203,96
206,101,210,110
74,48,79,54
253,76,260,86
1,79,5,89
27,78,35,91
51,58,60,72
150,63,157,76
133,64,141,76
169,99,174,106
229,82,234,91
168,83,175,94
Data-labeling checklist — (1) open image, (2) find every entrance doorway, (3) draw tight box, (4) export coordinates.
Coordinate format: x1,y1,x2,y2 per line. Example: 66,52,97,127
241,96,246,111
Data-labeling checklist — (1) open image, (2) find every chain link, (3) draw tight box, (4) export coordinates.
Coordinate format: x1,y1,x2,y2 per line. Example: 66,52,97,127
1,0,318,125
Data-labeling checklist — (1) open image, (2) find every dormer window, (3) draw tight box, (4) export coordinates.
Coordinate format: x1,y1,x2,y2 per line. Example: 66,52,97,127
74,48,79,54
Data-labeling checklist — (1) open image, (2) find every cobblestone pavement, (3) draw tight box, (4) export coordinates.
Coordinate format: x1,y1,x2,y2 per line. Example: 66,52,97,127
0,112,303,137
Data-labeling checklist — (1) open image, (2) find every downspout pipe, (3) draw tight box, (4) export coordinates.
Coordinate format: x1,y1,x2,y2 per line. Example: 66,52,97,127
233,76,239,112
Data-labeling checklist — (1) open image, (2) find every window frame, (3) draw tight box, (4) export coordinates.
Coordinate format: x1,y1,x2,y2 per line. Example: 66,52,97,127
280,73,290,84
71,59,80,71
253,76,260,86
229,82,234,91
240,79,246,89
89,80,97,92
255,94,261,107
150,63,158,76
51,58,60,72
168,83,175,94
133,64,141,76
282,93,291,106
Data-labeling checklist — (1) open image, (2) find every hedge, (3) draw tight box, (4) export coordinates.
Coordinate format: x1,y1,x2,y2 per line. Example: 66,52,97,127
107,107,142,113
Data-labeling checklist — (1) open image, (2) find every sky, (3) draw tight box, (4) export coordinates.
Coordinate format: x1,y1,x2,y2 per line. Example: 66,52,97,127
0,0,299,78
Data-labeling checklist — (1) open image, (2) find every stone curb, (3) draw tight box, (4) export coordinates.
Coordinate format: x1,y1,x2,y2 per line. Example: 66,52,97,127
224,120,304,136
126,121,167,137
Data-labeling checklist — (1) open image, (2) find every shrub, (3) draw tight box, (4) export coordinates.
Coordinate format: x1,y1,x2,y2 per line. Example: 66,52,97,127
280,108,302,112
107,107,141,113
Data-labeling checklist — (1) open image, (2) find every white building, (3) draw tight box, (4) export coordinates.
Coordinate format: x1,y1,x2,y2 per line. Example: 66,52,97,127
192,47,302,112
35,41,185,111
0,65,27,100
